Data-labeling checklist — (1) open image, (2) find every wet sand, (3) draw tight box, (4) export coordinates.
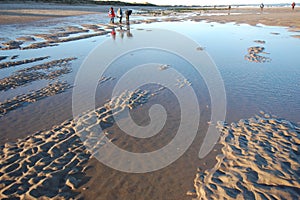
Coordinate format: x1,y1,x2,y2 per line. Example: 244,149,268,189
0,3,300,200
0,8,100,25
191,7,300,30
0,2,106,25
0,9,99,25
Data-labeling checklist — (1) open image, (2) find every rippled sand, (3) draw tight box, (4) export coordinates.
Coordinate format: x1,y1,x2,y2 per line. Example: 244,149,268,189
191,114,300,199
0,89,150,199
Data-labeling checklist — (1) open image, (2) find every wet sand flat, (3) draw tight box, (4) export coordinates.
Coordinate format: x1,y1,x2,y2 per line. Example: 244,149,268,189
0,7,99,25
191,7,300,30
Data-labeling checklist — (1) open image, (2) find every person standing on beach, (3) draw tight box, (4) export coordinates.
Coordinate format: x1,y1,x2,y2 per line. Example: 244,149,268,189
117,8,123,23
260,3,264,12
292,2,296,10
108,7,115,24
125,10,132,25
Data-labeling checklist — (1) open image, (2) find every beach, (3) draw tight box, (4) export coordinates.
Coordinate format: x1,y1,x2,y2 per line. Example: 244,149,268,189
1,3,300,29
0,2,300,199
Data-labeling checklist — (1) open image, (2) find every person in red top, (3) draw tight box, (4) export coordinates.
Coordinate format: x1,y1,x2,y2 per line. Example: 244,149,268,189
292,2,296,10
108,7,115,24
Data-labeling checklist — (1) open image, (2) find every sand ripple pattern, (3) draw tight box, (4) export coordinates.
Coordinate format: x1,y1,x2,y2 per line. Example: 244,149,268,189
75,89,150,154
0,81,71,117
0,120,91,199
0,57,75,91
192,114,300,199
0,89,149,199
244,46,271,63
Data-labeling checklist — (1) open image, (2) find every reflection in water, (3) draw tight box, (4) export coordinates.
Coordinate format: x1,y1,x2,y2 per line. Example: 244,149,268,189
111,27,116,40
137,21,300,123
118,26,124,39
113,25,133,40
126,25,133,37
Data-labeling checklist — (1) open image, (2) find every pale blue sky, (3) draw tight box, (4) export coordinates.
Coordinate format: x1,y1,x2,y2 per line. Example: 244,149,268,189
124,0,293,6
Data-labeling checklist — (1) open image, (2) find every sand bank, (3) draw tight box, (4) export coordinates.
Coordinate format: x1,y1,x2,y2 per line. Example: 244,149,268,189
0,2,103,25
0,9,99,25
190,114,300,199
186,7,300,31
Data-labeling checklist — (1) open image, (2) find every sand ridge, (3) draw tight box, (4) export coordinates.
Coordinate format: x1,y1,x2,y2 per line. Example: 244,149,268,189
0,56,50,69
190,113,300,199
0,25,110,50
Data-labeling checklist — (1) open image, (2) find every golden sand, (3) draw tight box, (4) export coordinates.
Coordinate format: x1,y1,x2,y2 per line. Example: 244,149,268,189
191,114,300,199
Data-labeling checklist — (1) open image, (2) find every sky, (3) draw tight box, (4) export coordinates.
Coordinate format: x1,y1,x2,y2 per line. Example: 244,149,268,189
123,0,293,6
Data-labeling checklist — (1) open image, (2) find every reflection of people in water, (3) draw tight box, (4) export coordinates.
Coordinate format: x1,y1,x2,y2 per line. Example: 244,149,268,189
118,26,124,39
126,25,133,37
111,27,116,40
111,25,132,40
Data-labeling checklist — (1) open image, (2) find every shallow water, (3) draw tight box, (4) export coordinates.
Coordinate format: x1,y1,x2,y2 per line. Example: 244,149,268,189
0,15,300,199
140,21,300,123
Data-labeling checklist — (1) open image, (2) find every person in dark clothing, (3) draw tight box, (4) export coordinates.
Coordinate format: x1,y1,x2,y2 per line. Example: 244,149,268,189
260,3,264,12
292,2,296,10
125,10,132,25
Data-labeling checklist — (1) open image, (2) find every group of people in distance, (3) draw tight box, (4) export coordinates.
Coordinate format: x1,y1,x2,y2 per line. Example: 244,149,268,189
260,2,296,11
108,7,132,25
